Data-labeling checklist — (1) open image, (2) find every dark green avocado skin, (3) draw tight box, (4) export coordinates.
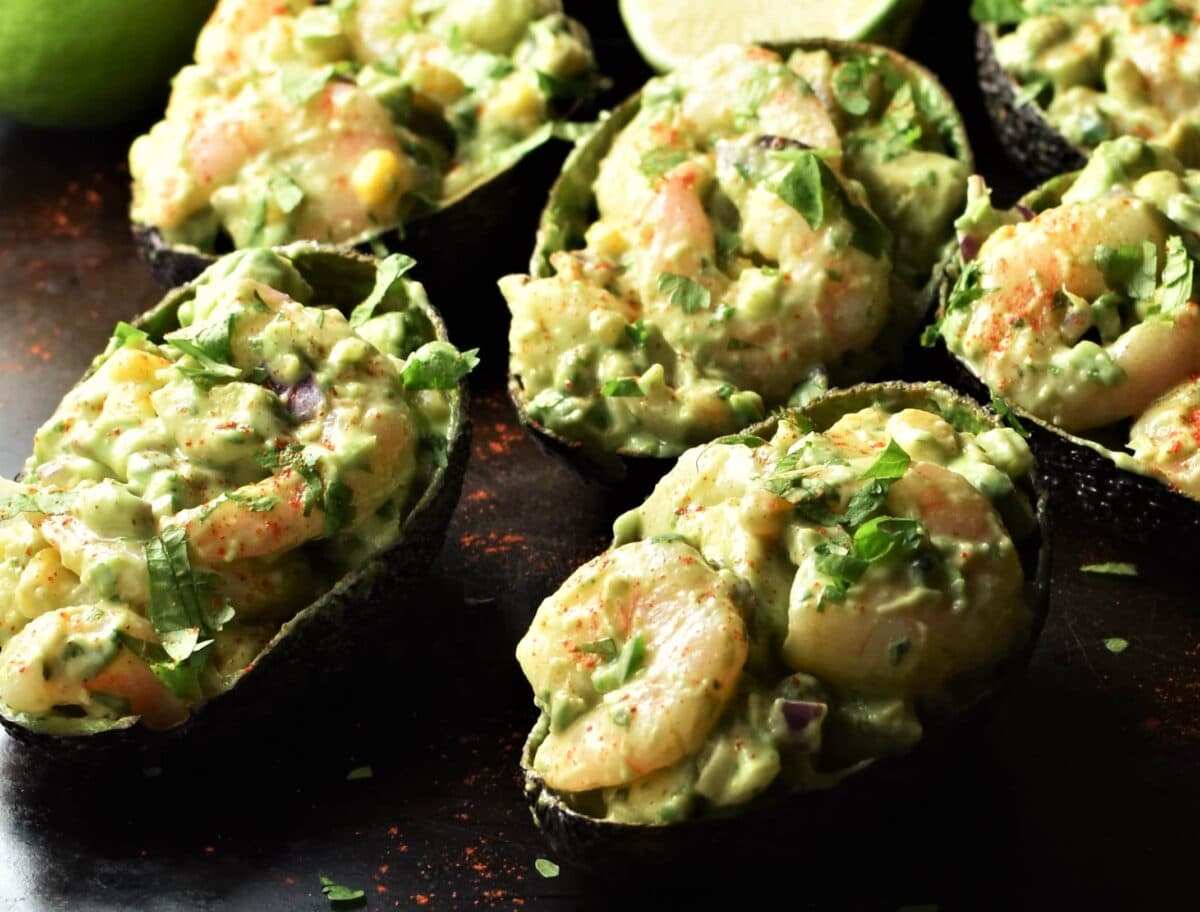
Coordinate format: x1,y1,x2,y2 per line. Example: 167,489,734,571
508,40,973,485
0,246,471,760
976,25,1086,183
520,383,1051,873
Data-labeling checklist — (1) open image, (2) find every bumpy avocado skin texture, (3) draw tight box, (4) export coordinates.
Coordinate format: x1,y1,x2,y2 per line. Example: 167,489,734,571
509,39,974,484
520,382,1050,872
976,25,1086,183
0,245,471,760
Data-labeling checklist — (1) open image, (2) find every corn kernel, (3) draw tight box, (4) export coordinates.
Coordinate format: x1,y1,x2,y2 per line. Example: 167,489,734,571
351,148,413,209
411,64,466,106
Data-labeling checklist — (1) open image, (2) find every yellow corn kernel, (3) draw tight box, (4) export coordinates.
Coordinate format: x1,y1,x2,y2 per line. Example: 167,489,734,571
586,221,627,258
487,71,544,131
351,149,413,209
411,64,466,106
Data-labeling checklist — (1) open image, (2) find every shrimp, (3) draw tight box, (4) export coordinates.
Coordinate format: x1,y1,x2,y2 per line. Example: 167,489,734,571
1128,377,1200,498
517,539,748,792
195,0,314,73
0,605,187,730
950,194,1200,431
163,288,418,565
784,462,1029,695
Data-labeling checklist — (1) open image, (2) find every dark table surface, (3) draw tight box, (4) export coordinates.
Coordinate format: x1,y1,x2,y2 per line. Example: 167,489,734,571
0,3,1197,910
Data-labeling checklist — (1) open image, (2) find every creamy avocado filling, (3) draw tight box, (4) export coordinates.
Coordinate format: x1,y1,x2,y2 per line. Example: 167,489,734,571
0,246,473,732
130,0,596,251
980,0,1200,161
503,43,968,458
934,135,1200,498
517,399,1034,823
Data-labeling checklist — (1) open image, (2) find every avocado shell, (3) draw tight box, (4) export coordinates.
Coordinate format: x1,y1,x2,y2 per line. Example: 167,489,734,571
132,113,591,290
520,381,1051,873
508,39,974,484
929,178,1200,545
0,243,471,757
975,24,1086,183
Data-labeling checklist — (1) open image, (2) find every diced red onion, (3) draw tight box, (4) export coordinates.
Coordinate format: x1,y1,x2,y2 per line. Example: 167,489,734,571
268,373,323,422
1014,203,1036,221
959,234,982,262
755,134,811,152
780,699,826,733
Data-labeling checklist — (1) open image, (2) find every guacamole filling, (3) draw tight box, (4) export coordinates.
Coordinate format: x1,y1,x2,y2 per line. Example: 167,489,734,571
130,0,596,252
979,0,1200,162
934,135,1200,499
517,399,1034,823
503,43,967,459
0,246,473,732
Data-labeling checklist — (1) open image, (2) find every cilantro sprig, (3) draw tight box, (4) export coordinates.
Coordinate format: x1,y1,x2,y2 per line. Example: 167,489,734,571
774,150,889,258
400,341,479,390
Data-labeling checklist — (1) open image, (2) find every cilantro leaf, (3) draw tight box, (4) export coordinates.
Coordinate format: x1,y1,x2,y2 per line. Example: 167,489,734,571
112,322,149,348
1136,0,1192,34
1103,636,1130,654
970,0,1026,24
166,316,241,386
625,319,649,349
775,151,888,257
1095,241,1157,302
713,434,767,447
268,173,305,214
922,259,984,347
535,858,561,879
657,273,711,314
400,341,479,390
578,638,617,659
591,634,646,693
1081,562,1138,577
319,876,366,906
345,765,374,781
322,477,355,537
990,395,1030,438
1160,235,1194,313
860,439,911,480
145,527,233,663
832,58,872,116
281,64,334,105
0,491,74,521
640,146,690,178
600,378,644,398
349,253,416,327
853,516,924,563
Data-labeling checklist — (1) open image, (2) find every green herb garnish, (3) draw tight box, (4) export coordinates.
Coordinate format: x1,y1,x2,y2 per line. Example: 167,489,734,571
712,434,767,447
145,526,233,663
1081,562,1138,577
349,253,416,327
990,395,1030,439
534,858,561,879
657,273,711,314
281,64,335,105
640,146,690,178
1103,637,1130,654
600,378,644,398
578,638,618,659
400,341,478,390
319,876,366,906
345,766,374,781
0,491,74,521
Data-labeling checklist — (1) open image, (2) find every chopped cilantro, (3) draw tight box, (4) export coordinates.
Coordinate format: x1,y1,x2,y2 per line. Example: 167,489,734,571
322,477,355,538
640,146,690,178
1135,0,1192,34
319,876,366,906
345,765,374,781
1095,241,1157,301
0,491,74,521
625,319,649,349
1081,562,1138,577
349,253,416,327
990,395,1030,438
145,527,233,663
112,322,148,348
1103,637,1130,654
860,439,911,480
922,260,984,347
1160,236,1194,313
832,58,872,116
268,173,305,214
534,858,561,879
578,638,618,659
601,378,644,398
970,0,1026,24
657,273,711,314
712,434,767,447
400,341,478,390
281,64,334,105
227,492,280,513
775,151,888,257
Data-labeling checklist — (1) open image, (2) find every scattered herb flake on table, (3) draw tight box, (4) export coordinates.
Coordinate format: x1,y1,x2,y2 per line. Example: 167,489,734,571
535,858,560,879
1081,562,1138,577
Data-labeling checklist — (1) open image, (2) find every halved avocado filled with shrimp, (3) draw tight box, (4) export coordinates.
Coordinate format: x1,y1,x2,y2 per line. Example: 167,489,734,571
130,0,602,289
501,40,972,480
0,243,472,747
519,382,1048,870
974,1,1200,183
926,136,1200,541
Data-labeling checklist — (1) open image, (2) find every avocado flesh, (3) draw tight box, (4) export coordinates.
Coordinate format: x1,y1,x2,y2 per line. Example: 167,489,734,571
519,382,1050,870
0,243,471,753
507,39,974,479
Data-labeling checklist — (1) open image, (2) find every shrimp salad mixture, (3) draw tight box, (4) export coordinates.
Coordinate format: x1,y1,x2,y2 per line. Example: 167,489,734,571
130,0,596,251
518,398,1035,822
0,246,472,732
503,44,969,458
980,0,1200,161
934,136,1200,497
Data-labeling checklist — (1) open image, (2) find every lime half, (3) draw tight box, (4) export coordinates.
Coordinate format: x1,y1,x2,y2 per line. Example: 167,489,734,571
619,0,921,71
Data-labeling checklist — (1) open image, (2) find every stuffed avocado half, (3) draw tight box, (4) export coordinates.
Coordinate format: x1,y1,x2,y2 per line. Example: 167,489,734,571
502,41,971,468
130,0,598,284
928,137,1200,517
975,1,1200,180
518,383,1047,845
0,244,472,740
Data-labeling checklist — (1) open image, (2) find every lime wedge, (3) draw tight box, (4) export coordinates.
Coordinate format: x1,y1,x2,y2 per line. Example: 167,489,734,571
619,0,921,71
